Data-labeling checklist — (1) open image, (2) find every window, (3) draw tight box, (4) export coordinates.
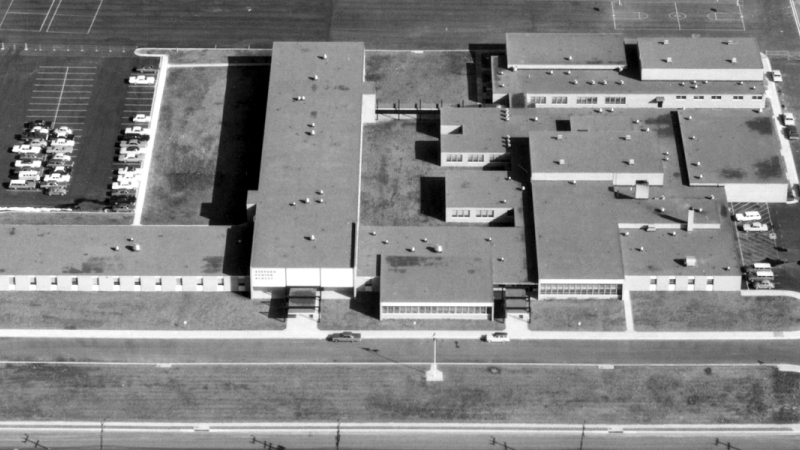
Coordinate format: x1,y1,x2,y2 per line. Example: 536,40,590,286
218,277,225,286
51,277,57,285
693,96,705,100
576,97,598,104
733,96,744,100
446,154,463,162
552,96,568,104
676,96,687,100
113,277,120,286
468,154,484,162
134,278,141,286
650,278,657,285
752,95,763,100
707,278,715,285
711,96,722,100
72,277,78,286
452,209,470,218
688,278,695,285
669,278,677,285
529,96,546,104
605,97,626,105
477,210,495,218
155,278,162,286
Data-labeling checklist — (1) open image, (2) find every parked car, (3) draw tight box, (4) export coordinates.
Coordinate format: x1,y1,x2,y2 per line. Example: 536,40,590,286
7,180,37,190
40,180,69,189
23,138,48,147
750,280,775,290
485,332,511,343
785,113,796,126
117,167,141,175
46,160,74,169
46,146,74,154
132,114,151,123
110,195,136,205
50,153,72,162
45,186,68,196
112,203,135,213
52,126,73,135
15,169,44,180
118,153,145,163
48,165,72,174
734,211,761,222
117,172,141,181
112,180,139,190
111,188,137,196
14,159,42,169
788,125,800,140
328,331,362,343
772,70,783,82
49,138,74,147
124,126,150,135
27,119,52,128
136,67,159,74
122,133,150,141
129,75,155,85
743,222,769,232
11,145,43,154
19,153,46,161
43,172,70,183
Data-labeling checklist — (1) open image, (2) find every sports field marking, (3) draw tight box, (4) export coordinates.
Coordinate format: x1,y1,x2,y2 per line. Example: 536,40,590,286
40,66,96,69
614,11,649,19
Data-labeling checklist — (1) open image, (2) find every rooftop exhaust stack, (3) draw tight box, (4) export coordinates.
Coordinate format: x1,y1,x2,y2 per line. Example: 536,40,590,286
685,256,697,267
662,39,669,45
557,159,566,165
731,57,738,64
627,159,635,165
624,135,632,141
666,57,673,63
556,134,564,140
435,245,443,253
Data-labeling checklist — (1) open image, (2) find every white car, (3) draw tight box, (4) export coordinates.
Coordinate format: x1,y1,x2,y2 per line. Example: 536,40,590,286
50,154,72,162
785,113,796,126
43,173,70,183
117,172,141,181
53,126,73,136
129,75,155,85
124,126,150,135
120,140,148,149
11,145,43,154
132,114,151,123
49,139,75,147
118,153,145,162
743,222,769,232
16,169,43,180
735,211,761,222
117,167,141,175
772,70,783,82
14,159,42,169
485,332,511,343
112,180,139,190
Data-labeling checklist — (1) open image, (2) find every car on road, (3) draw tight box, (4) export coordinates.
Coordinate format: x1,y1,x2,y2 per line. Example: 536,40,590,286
132,114,151,123
743,222,769,232
485,332,511,343
112,203,135,213
14,159,42,169
11,145,43,154
328,331,362,343
734,211,761,222
7,180,38,190
45,186,68,196
750,279,775,290
788,125,800,140
772,70,783,82
785,113,796,126
129,75,155,85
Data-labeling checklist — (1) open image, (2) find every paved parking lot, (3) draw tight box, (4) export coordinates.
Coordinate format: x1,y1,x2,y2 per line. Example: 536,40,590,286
0,53,157,211
730,202,778,268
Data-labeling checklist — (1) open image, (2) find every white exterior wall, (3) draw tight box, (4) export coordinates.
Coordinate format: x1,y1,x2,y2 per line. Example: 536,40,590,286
521,93,765,110
640,68,764,82
441,152,506,168
445,207,514,224
530,172,663,186
723,183,787,203
381,302,493,320
626,275,740,292
0,275,247,293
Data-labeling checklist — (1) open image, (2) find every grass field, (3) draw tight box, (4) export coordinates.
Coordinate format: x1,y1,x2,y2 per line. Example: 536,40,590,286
360,119,451,226
319,294,503,331
366,51,474,106
141,65,267,225
160,49,271,65
529,298,627,332
1,364,797,424
0,292,283,330
0,212,132,225
631,292,800,331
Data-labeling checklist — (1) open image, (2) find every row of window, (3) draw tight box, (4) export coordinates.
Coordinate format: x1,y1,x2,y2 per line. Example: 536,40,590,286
4,276,245,287
452,209,470,217
382,306,490,314
445,154,497,163
675,95,762,100
650,277,713,285
540,284,621,296
530,95,763,105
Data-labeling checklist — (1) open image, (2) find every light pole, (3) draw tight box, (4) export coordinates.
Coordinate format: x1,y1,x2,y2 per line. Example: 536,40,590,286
425,332,443,382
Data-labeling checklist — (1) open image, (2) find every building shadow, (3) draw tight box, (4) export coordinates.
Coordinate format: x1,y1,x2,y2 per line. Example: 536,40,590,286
414,141,440,164
420,177,446,220
351,291,379,318
200,57,269,225
222,223,253,298
415,114,440,137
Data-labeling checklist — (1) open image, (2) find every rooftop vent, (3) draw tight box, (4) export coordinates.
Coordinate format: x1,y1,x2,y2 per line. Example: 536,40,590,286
725,40,733,45
435,245,443,253
624,135,632,140
409,247,415,252
691,85,698,89
679,82,685,86
618,80,625,85
571,79,579,85
500,199,507,204
690,135,697,140
589,80,596,85
645,127,650,132
697,174,704,179
669,231,677,236
634,119,640,124
547,70,554,75
567,55,573,61
662,39,669,45
623,231,630,236
310,235,316,241
750,86,756,90
533,117,539,121
738,81,744,85
646,226,657,232
312,74,318,80
703,80,709,84
694,161,701,166
685,256,697,267
657,207,666,212
627,158,635,165
557,159,566,165
600,80,607,85
666,57,673,63
637,247,645,252
321,54,328,59
556,134,564,140
731,57,738,64
569,180,578,185
566,70,571,75
687,115,693,120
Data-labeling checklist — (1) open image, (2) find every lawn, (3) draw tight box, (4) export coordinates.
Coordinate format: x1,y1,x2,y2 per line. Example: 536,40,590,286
631,292,800,332
366,51,475,106
0,292,283,330
529,298,627,332
141,65,267,225
0,212,132,225
319,293,502,331
1,364,796,424
160,49,271,65
360,119,450,226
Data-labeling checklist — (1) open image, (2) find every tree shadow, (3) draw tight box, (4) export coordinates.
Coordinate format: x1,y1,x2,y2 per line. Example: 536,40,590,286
200,57,269,225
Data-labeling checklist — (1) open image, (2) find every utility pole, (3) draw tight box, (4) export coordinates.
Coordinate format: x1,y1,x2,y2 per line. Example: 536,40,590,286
425,332,443,381
100,419,105,450
578,422,585,450
335,421,341,450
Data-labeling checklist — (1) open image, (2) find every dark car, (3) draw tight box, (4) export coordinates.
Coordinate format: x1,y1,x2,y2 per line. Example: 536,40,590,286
111,188,137,196
123,133,150,141
787,125,799,140
327,331,362,343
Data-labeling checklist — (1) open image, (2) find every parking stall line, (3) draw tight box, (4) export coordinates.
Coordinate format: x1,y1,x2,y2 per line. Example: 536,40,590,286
40,0,58,32
45,0,63,33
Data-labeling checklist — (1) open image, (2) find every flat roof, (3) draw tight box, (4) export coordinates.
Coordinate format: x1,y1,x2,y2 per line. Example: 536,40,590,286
505,33,626,68
380,255,493,304
638,38,762,71
445,172,523,208
677,109,787,185
529,130,667,176
0,224,251,276
251,42,374,269
358,226,530,285
494,68,765,96
620,227,740,277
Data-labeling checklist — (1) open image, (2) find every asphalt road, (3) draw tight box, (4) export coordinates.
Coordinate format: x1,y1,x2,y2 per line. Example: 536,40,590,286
0,338,797,365
1,427,799,450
